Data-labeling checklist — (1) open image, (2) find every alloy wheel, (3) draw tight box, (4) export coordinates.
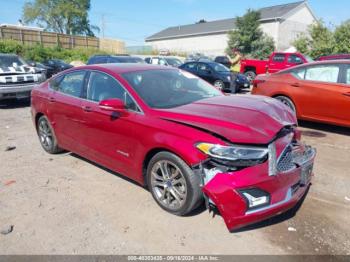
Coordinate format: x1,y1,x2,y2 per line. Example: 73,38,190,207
150,160,187,211
38,118,54,151
214,80,224,90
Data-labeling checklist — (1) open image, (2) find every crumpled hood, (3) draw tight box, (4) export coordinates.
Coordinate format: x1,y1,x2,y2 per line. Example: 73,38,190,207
158,95,297,144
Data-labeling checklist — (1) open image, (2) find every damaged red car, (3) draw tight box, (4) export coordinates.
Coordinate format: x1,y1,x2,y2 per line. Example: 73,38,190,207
31,64,316,231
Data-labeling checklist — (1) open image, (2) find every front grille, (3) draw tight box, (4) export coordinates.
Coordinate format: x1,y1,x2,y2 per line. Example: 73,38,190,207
277,145,296,172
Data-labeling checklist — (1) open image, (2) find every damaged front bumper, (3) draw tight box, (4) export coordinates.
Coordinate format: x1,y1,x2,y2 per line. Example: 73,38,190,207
197,136,316,231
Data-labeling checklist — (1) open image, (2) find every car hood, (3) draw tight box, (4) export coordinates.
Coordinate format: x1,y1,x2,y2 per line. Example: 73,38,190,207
157,95,297,144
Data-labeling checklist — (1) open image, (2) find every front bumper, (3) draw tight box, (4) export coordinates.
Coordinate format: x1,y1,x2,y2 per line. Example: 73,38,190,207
201,142,316,231
0,83,39,100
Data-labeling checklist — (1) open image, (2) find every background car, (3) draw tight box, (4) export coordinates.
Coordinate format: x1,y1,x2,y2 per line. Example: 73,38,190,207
251,60,350,127
241,52,313,81
144,56,183,67
179,61,249,93
214,56,232,68
0,53,46,100
41,59,73,76
316,54,350,61
87,55,145,65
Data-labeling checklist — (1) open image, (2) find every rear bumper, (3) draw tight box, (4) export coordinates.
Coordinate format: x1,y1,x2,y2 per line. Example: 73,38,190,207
202,146,316,231
0,83,39,100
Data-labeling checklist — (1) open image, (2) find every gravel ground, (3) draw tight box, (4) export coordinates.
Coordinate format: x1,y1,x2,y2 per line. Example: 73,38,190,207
0,99,349,255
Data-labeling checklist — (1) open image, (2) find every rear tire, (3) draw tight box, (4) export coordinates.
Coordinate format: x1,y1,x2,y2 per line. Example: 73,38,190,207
275,96,296,113
146,152,203,216
37,115,63,154
245,71,256,82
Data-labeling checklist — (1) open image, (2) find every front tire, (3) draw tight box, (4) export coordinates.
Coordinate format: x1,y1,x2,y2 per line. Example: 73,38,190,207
275,96,296,113
146,152,202,216
213,80,225,91
37,115,63,154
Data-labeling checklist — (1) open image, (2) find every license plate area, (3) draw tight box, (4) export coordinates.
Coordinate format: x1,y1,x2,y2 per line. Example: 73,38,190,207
300,163,313,186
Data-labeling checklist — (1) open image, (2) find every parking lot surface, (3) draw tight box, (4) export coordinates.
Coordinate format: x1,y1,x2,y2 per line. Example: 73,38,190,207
0,99,349,255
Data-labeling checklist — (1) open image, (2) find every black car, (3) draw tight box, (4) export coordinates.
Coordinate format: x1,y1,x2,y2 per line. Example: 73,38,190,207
179,61,249,93
214,56,232,68
41,59,73,77
87,55,145,65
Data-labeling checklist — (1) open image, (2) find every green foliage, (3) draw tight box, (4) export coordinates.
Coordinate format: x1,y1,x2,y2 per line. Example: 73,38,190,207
0,40,107,63
23,0,99,36
334,20,350,53
293,20,350,58
226,9,275,59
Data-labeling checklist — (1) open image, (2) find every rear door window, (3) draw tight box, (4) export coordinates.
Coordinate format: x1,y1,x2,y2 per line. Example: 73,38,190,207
272,54,286,63
57,71,86,97
184,63,197,70
305,65,340,83
198,63,210,73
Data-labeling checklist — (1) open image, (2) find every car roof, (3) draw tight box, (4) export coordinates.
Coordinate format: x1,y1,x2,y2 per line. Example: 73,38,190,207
278,59,350,74
70,63,175,74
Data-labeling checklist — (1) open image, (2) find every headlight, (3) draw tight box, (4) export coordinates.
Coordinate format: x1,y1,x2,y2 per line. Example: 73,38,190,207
196,143,268,166
226,76,231,81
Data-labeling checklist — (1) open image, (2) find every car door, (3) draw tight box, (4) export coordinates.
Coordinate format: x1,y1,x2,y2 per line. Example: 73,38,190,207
46,70,87,153
79,70,143,177
197,63,214,83
289,64,347,123
268,53,286,74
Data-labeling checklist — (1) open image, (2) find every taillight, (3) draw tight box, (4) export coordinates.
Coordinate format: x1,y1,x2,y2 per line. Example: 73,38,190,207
252,79,265,88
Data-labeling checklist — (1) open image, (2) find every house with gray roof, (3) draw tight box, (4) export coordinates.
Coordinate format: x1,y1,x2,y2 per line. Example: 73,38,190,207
145,1,317,55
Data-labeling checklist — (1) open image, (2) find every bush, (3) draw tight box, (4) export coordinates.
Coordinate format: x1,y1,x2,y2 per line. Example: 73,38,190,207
0,40,109,63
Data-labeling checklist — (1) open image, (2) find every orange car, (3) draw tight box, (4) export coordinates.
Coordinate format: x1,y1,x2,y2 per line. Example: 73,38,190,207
251,60,350,127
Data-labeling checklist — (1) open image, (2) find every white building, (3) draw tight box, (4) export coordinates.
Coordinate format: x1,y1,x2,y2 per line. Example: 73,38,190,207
145,1,317,55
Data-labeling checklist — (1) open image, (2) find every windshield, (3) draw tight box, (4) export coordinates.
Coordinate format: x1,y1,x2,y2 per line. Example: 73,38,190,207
122,69,222,109
0,55,27,68
165,58,182,66
213,63,230,72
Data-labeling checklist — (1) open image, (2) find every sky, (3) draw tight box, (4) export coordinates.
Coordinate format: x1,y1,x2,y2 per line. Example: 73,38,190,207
0,0,349,46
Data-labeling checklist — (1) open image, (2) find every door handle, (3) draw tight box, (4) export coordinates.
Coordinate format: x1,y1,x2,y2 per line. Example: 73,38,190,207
342,92,350,97
82,105,93,112
291,83,300,87
48,97,56,103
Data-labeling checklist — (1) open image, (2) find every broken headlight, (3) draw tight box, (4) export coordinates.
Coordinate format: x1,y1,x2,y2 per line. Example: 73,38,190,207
196,143,268,167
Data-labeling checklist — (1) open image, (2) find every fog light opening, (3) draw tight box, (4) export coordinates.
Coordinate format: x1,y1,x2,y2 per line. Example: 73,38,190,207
240,188,270,211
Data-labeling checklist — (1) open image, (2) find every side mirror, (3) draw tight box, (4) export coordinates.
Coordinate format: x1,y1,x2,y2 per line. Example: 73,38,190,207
99,98,127,114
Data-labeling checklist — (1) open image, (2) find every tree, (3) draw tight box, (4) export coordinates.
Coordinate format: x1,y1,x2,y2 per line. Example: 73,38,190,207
226,9,275,59
334,20,350,53
22,0,99,36
293,21,335,58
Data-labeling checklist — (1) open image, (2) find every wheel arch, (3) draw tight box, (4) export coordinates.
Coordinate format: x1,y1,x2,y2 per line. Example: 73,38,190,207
141,145,203,187
34,112,45,130
272,93,299,116
244,66,257,74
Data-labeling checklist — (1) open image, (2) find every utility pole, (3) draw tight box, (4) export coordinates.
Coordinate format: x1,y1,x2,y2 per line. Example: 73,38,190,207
100,14,106,39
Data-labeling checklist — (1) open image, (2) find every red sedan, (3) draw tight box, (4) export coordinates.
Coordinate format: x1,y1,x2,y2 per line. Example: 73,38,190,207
252,60,350,127
31,64,316,231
